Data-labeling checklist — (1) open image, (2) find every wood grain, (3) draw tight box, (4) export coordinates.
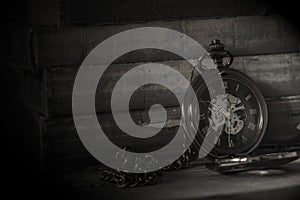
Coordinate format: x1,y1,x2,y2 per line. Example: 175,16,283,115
44,96,300,168
38,15,300,68
47,53,300,117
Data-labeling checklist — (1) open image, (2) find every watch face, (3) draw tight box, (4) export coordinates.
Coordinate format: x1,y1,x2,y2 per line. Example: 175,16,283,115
188,69,268,158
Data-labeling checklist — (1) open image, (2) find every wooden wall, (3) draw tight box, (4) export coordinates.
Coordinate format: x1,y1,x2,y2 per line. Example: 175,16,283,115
36,1,300,169
4,26,47,169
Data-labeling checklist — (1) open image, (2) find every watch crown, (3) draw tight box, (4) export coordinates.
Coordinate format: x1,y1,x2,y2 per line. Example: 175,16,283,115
208,39,233,68
209,39,225,51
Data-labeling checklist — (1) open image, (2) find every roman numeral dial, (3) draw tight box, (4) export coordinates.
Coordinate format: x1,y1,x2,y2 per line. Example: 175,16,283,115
191,72,267,158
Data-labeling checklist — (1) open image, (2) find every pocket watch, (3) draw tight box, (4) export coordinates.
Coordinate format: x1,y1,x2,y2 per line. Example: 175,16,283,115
183,40,268,159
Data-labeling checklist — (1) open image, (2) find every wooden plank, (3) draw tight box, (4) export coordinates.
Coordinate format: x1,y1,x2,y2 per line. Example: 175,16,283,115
68,0,269,25
47,60,193,116
261,95,300,146
38,15,300,68
47,53,300,117
45,128,180,168
45,106,181,167
231,53,300,98
46,96,300,144
45,107,181,144
57,162,300,200
44,96,300,168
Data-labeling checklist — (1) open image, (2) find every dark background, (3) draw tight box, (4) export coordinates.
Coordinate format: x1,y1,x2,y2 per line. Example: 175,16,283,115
2,0,300,199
